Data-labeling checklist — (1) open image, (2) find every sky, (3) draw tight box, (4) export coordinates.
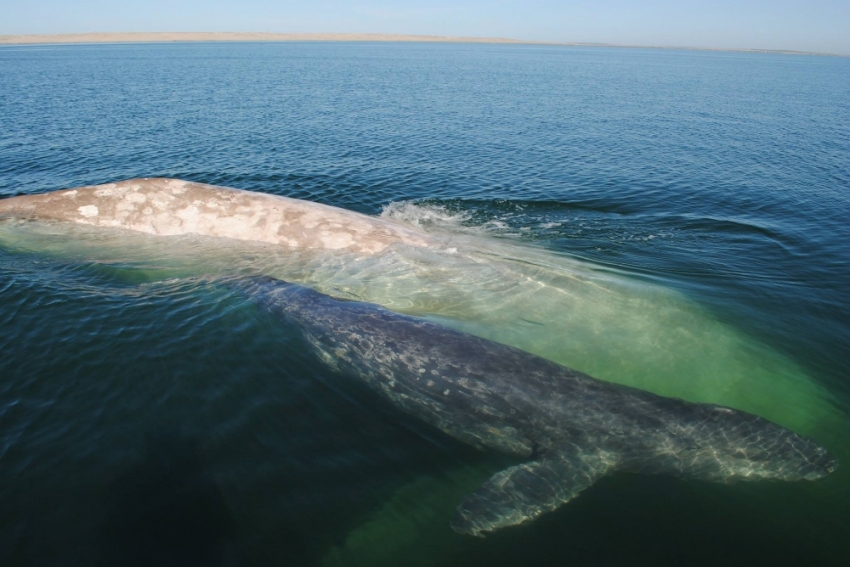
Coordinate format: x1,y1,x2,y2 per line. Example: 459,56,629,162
1,0,848,55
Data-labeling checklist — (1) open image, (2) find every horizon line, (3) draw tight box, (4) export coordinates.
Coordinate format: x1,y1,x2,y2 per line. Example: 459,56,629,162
0,32,846,58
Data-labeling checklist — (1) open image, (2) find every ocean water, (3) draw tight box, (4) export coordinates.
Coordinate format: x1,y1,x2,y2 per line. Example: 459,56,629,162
0,42,848,566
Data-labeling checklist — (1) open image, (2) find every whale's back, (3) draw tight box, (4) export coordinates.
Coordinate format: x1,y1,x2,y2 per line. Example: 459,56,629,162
0,178,431,254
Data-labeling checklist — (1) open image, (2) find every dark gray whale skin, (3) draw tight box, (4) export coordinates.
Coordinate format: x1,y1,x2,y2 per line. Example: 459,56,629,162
235,276,837,536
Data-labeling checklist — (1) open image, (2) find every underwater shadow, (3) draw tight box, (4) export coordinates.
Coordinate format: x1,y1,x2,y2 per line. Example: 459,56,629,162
97,433,236,567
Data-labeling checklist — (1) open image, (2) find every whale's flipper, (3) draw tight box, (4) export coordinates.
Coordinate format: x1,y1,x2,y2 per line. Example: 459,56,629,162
451,445,617,536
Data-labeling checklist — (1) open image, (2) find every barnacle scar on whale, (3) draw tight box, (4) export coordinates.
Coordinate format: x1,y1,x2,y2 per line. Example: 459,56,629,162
0,178,433,253
234,276,837,537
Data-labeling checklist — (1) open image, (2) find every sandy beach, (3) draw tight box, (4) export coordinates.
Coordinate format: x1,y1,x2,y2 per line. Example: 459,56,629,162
0,32,529,46
0,32,838,57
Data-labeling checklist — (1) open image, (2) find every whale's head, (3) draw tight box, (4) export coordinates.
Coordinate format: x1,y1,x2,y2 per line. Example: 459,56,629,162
655,402,837,483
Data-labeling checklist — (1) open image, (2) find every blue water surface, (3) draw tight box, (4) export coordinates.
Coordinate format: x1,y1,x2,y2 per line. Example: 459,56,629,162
1,42,849,566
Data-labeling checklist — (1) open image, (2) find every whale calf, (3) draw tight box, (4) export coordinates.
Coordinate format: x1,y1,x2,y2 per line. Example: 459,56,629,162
0,178,431,254
235,276,837,536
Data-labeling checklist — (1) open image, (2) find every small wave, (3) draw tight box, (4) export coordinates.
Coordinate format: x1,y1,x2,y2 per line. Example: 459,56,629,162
380,199,787,255
381,199,563,241
381,201,472,231
380,198,652,247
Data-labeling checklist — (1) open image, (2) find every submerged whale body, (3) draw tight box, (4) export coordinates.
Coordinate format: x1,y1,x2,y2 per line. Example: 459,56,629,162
2,180,838,534
235,276,836,536
0,178,431,253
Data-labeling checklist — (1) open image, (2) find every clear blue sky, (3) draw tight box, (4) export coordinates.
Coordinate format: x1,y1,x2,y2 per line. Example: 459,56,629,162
2,0,848,55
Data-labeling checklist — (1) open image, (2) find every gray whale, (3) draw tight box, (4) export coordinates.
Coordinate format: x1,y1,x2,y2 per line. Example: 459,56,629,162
0,178,432,254
236,276,837,536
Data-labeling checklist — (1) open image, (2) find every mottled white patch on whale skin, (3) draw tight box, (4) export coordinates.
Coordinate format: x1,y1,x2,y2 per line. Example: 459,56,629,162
166,179,188,195
78,205,99,218
151,192,173,210
0,178,435,254
176,205,201,223
320,232,355,250
125,192,147,204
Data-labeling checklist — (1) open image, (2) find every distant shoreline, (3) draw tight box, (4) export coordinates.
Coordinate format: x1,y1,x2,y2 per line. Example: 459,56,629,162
0,32,843,57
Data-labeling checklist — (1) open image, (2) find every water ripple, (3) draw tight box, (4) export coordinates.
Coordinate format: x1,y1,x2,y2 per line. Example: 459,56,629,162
1,42,849,566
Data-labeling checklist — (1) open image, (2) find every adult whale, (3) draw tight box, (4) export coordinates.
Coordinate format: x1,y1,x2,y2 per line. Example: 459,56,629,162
0,178,432,253
234,276,837,537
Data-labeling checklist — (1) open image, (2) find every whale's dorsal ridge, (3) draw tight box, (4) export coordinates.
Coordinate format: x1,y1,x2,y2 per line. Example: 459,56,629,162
0,178,434,254
451,444,618,537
